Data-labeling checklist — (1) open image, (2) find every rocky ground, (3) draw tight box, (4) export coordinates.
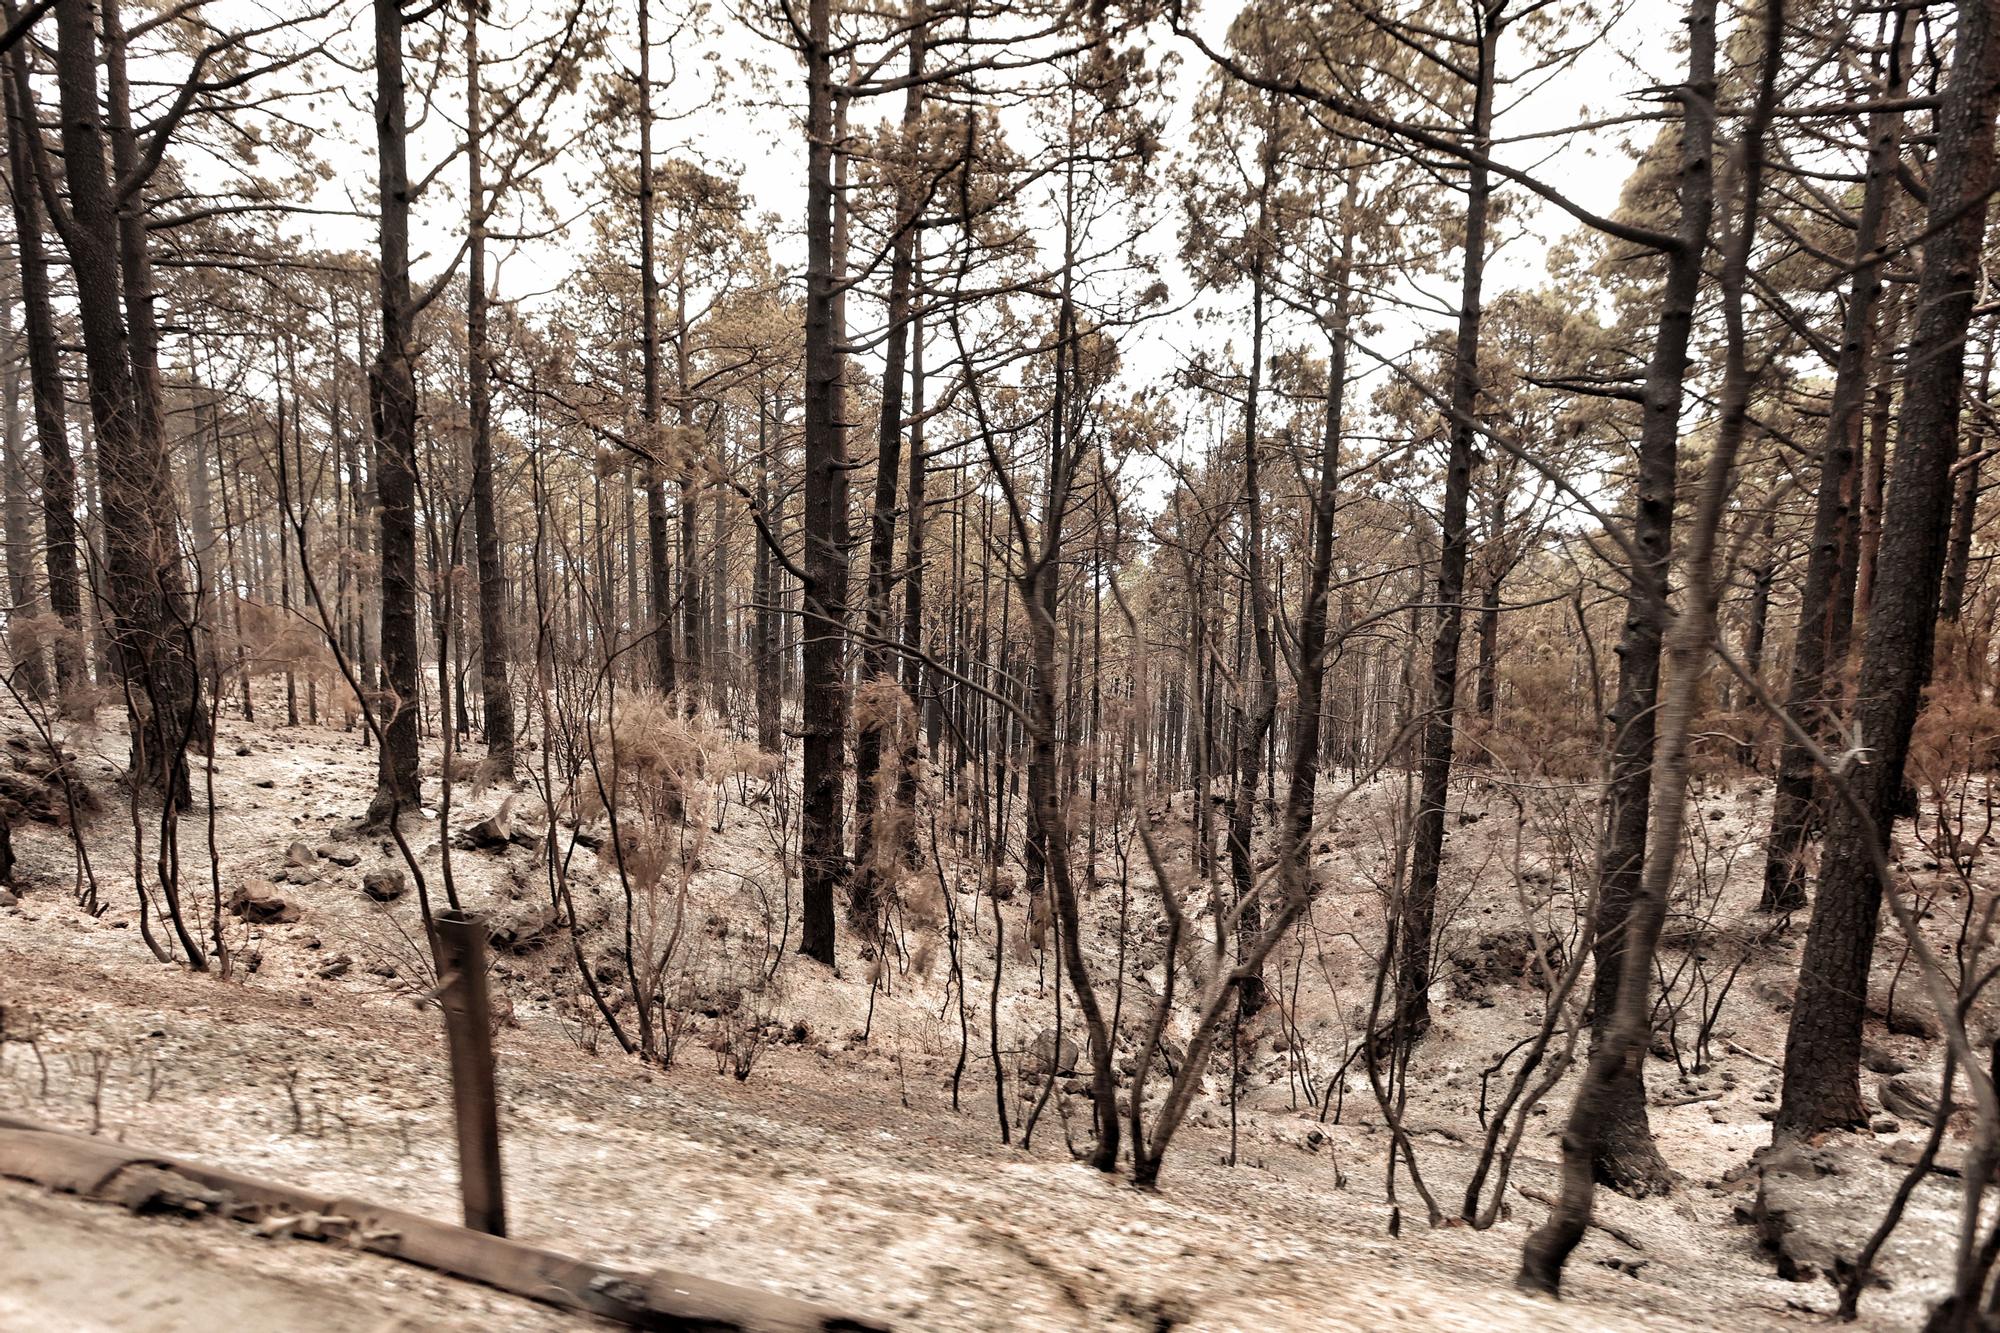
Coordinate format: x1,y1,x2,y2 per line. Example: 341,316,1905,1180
0,688,1981,1329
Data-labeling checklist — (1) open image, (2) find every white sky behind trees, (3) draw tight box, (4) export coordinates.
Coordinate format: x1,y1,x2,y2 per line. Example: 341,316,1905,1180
161,0,1685,479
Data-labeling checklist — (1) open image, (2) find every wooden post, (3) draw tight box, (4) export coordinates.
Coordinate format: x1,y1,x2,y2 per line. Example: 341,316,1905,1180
436,909,505,1237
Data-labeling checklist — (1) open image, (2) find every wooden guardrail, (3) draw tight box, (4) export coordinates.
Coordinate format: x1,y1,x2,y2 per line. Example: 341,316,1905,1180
0,1111,884,1332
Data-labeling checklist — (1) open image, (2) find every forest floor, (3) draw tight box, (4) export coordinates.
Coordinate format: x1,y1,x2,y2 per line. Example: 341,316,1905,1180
0,688,1978,1330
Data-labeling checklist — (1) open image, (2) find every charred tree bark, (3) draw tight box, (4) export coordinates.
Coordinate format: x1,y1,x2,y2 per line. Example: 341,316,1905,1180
1778,0,2000,1141
1,21,82,703
1474,563,1501,719
1734,513,1774,768
0,293,46,700
1855,286,1905,624
1579,0,1719,1198
365,0,423,825
637,0,676,699
1229,106,1280,1019
753,384,781,753
896,294,928,857
850,10,924,923
1396,9,1497,1042
1761,6,1910,911
1940,452,1983,625
1940,325,1992,624
465,4,514,777
1028,292,1117,1173
1522,0,1773,1289
798,0,850,965
1272,218,1356,972
53,0,200,803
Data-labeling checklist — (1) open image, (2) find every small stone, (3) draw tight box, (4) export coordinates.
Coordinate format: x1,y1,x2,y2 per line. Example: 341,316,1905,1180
1871,1116,1900,1134
319,845,360,867
1878,1073,1940,1125
1023,1027,1081,1078
487,904,562,953
286,841,316,867
317,954,352,980
0,888,17,907
362,870,407,903
226,879,297,924
254,779,275,789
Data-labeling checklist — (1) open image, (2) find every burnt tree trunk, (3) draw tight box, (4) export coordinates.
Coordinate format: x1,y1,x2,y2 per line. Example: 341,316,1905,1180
53,0,201,803
637,0,676,698
1474,560,1501,720
1762,7,1910,910
1522,0,1775,1288
1230,103,1280,1018
1580,0,1719,1197
1396,9,1496,1042
1,21,83,703
465,5,514,776
1273,208,1356,956
850,10,924,922
1939,323,1992,624
365,0,423,824
1734,513,1774,768
0,292,47,700
753,384,782,753
798,0,850,965
1778,0,2000,1140
895,289,928,859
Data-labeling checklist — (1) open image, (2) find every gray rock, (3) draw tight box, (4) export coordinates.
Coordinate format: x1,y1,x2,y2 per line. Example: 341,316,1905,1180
285,840,316,867
1878,1073,1940,1125
225,879,297,924
0,888,17,907
319,845,360,868
362,870,407,903
1744,1145,1855,1282
488,904,563,954
1024,1027,1081,1078
456,795,522,851
455,815,514,851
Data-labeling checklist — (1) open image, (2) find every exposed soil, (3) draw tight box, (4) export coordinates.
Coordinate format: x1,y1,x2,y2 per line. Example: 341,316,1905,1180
0,696,1975,1329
